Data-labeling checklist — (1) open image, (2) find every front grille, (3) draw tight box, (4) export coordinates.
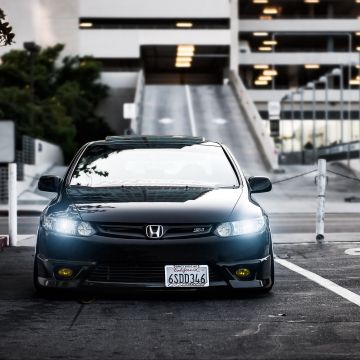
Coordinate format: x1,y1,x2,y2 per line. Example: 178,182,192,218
96,223,212,239
96,224,144,238
88,263,222,283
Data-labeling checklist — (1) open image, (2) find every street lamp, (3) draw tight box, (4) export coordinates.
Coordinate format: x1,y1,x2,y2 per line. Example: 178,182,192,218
358,56,360,163
353,53,360,162
349,61,360,137
306,81,317,160
280,93,295,153
295,87,305,161
283,90,304,153
289,92,295,152
306,77,331,160
358,55,360,163
318,76,328,145
283,86,310,163
329,66,344,143
293,87,304,154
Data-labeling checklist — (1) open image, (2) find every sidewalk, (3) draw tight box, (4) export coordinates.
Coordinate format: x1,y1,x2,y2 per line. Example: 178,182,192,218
273,233,360,244
260,199,360,213
257,162,360,214
16,235,37,247
0,235,37,247
0,164,65,215
0,204,46,216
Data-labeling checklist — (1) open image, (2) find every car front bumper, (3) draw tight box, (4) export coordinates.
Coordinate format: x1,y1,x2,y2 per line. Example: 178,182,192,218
35,228,273,291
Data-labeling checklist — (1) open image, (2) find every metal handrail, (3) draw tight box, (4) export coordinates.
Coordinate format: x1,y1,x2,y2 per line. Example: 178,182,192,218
229,70,279,171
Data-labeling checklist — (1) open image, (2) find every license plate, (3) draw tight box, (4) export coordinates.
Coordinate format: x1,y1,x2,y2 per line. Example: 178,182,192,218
165,265,209,288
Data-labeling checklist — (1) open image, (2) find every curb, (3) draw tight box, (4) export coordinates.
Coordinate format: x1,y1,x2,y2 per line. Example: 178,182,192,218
0,210,42,217
273,233,360,244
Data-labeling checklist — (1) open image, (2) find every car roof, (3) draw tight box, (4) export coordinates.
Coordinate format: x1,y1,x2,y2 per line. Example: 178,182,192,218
89,135,221,147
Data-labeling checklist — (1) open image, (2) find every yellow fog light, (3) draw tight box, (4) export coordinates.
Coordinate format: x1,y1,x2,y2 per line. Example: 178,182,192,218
57,268,73,278
235,268,251,278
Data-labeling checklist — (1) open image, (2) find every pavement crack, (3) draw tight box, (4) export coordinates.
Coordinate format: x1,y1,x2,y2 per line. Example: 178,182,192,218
69,304,84,329
234,323,262,337
254,323,262,335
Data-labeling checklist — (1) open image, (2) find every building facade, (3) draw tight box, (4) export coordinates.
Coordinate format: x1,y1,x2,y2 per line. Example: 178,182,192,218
1,0,360,156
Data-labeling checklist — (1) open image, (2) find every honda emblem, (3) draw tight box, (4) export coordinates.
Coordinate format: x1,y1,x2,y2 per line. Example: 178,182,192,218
145,225,164,239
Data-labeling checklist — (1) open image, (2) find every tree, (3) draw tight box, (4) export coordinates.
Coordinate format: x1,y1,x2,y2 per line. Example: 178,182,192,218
0,9,15,46
0,44,113,161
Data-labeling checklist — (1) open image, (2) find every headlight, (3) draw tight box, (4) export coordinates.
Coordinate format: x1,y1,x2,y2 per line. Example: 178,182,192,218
215,217,265,237
43,216,95,237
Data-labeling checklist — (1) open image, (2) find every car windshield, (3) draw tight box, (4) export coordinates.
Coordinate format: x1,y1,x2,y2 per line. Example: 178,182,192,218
68,144,240,188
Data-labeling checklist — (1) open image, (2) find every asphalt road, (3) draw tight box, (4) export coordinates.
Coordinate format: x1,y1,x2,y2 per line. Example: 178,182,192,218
142,85,266,175
1,242,360,360
1,85,360,359
2,213,360,235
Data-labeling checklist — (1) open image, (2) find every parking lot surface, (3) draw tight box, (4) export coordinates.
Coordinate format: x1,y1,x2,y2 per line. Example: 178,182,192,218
0,240,359,360
1,85,360,358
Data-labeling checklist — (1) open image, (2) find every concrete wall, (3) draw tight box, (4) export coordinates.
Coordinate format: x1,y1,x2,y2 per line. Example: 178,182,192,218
38,0,79,56
240,52,358,66
249,89,360,103
0,0,78,57
339,159,360,175
80,0,229,18
100,72,138,89
79,29,230,58
240,19,360,33
17,138,64,196
97,72,137,134
34,139,64,168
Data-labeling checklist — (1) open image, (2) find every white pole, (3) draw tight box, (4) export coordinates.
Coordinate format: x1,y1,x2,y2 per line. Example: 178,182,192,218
229,0,239,73
340,66,344,143
316,159,327,243
8,163,17,247
324,77,329,146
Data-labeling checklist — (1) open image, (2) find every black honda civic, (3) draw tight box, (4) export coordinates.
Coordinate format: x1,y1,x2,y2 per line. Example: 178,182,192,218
34,135,274,294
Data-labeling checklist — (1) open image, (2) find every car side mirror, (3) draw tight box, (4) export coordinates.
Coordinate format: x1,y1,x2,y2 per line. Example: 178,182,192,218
248,176,272,193
38,175,62,193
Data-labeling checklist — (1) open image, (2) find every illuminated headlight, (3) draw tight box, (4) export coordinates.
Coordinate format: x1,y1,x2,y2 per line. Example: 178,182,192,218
43,216,95,237
215,217,265,237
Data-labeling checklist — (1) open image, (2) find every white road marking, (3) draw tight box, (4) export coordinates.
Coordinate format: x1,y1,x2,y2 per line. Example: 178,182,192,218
275,257,360,307
345,248,360,256
158,118,174,125
185,85,197,136
212,118,228,125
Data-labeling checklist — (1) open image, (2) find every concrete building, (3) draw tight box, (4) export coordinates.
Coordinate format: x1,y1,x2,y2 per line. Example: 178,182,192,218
0,0,232,134
1,0,360,163
239,0,360,158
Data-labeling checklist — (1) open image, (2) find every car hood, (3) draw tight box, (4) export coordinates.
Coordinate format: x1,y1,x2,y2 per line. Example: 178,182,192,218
61,186,253,224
